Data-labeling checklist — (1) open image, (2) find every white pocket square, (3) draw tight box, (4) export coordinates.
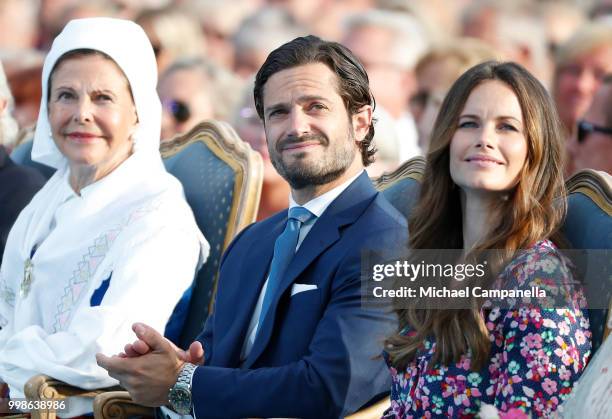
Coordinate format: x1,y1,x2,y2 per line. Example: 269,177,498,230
290,283,317,296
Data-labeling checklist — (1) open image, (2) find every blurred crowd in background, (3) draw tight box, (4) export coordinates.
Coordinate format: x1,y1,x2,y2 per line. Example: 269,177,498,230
1,0,611,219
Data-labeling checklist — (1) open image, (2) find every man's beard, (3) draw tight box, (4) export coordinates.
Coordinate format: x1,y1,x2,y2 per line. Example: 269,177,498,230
270,131,356,190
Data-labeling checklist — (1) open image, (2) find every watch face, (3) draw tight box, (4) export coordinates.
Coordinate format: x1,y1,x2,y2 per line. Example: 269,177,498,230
170,384,192,415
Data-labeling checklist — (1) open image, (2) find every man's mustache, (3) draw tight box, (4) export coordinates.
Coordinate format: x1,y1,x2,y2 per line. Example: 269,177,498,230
276,133,329,153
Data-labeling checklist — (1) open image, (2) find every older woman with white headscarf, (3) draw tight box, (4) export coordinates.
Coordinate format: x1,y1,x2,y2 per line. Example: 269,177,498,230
0,18,209,415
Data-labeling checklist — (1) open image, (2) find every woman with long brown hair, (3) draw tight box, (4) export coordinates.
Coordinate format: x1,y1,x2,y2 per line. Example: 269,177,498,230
383,61,591,417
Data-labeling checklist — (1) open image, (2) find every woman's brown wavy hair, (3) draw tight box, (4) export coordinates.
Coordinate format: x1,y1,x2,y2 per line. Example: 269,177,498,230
385,61,567,371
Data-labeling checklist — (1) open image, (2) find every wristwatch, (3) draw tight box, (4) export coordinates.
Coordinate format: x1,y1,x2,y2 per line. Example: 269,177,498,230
168,363,197,415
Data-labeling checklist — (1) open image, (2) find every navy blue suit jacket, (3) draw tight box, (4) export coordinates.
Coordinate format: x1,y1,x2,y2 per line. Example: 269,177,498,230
0,146,45,265
191,172,407,418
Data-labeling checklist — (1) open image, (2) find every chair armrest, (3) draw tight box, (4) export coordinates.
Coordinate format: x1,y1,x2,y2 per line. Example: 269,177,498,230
93,391,154,419
24,375,121,419
345,397,391,419
25,375,116,400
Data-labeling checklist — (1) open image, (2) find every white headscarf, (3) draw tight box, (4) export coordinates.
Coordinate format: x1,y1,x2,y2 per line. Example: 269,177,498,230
32,17,162,168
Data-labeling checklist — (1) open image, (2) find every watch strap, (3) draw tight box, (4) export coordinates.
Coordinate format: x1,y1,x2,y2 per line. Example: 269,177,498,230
177,362,197,388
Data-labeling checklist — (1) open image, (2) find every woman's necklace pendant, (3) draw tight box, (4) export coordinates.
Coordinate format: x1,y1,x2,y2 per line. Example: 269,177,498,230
20,259,34,297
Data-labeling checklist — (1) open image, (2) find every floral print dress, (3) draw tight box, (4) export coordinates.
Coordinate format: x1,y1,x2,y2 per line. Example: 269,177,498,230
384,240,592,418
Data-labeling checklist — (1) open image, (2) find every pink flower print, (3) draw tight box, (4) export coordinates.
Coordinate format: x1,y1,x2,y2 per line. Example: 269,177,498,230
518,318,529,331
529,309,542,323
542,378,558,395
523,333,543,349
441,376,472,407
421,395,430,410
454,392,469,408
456,356,471,370
558,365,572,381
561,308,576,324
533,393,546,412
489,353,503,374
566,345,581,372
575,329,586,346
492,330,504,347
538,395,560,414
579,316,589,329
554,336,574,367
500,375,522,398
441,378,455,399
499,408,530,419
534,351,550,376
519,346,530,359
508,374,523,387
557,320,570,336
549,396,559,409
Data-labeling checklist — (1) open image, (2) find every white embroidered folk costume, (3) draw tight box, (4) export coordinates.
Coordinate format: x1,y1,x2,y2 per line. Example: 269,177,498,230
0,18,209,415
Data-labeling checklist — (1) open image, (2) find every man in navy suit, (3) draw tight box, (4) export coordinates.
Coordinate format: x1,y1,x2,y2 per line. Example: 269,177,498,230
98,35,407,418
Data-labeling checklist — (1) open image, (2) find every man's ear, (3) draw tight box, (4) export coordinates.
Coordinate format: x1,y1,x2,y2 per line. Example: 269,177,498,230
352,105,373,143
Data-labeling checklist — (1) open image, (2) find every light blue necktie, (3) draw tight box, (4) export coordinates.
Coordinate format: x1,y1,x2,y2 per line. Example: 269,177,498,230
257,206,316,330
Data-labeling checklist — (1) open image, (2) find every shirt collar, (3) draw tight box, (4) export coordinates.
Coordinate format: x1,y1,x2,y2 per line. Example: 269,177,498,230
288,170,364,218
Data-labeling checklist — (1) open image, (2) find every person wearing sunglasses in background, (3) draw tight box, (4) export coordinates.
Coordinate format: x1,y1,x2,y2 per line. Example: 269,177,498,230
158,56,242,142
567,74,612,175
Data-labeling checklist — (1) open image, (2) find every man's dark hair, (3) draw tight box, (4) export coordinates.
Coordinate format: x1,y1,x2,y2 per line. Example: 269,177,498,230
254,35,376,166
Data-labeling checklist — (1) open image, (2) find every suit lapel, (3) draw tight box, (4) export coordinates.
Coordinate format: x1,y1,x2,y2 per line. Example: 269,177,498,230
243,172,377,368
219,215,284,365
